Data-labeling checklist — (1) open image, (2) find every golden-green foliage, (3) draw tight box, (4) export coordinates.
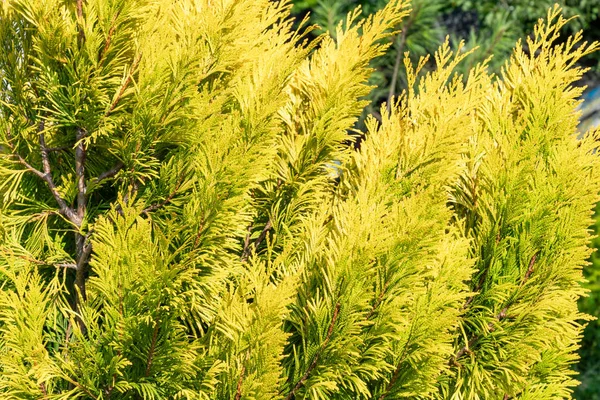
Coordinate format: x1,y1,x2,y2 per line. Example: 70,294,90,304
0,1,597,399
442,9,600,399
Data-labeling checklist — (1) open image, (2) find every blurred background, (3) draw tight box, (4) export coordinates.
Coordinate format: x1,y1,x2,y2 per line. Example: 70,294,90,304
289,1,600,398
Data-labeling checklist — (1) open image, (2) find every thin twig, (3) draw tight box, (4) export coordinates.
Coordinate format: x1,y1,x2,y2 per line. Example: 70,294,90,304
95,161,124,184
62,376,98,400
76,0,85,45
7,123,77,223
142,179,183,215
11,152,73,221
106,53,142,117
234,364,246,400
284,303,341,400
54,263,78,270
521,253,537,286
75,128,87,223
32,359,48,398
462,267,489,310
10,253,77,270
241,224,253,257
145,321,160,377
98,12,120,63
366,281,390,320
241,220,273,261
46,146,70,152
378,316,417,400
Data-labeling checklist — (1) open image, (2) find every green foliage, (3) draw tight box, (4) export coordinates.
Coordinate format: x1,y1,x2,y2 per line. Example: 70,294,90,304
576,202,600,400
291,0,600,116
452,0,600,76
0,1,598,399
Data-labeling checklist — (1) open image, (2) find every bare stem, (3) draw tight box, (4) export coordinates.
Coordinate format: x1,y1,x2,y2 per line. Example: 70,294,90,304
241,220,273,261
234,364,246,400
95,161,125,184
76,0,85,46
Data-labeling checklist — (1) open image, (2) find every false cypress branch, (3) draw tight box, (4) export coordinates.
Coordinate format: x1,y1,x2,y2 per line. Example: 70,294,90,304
451,253,539,365
284,302,341,400
62,375,98,400
378,309,418,400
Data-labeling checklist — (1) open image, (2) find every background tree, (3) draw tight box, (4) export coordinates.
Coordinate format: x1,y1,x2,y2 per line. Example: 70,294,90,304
291,0,600,118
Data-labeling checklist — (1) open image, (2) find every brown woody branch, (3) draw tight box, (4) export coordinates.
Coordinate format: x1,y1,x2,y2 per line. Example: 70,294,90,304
234,364,246,400
72,127,91,335
75,128,87,224
241,220,273,262
284,302,341,400
45,146,70,152
76,0,85,46
8,158,74,222
241,224,253,257
11,253,77,270
462,267,489,310
95,161,125,184
55,263,78,270
74,237,92,301
6,123,77,223
62,375,98,400
98,12,120,63
521,253,537,286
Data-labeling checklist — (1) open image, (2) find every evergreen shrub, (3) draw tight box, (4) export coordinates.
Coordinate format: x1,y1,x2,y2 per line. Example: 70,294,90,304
0,1,598,399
